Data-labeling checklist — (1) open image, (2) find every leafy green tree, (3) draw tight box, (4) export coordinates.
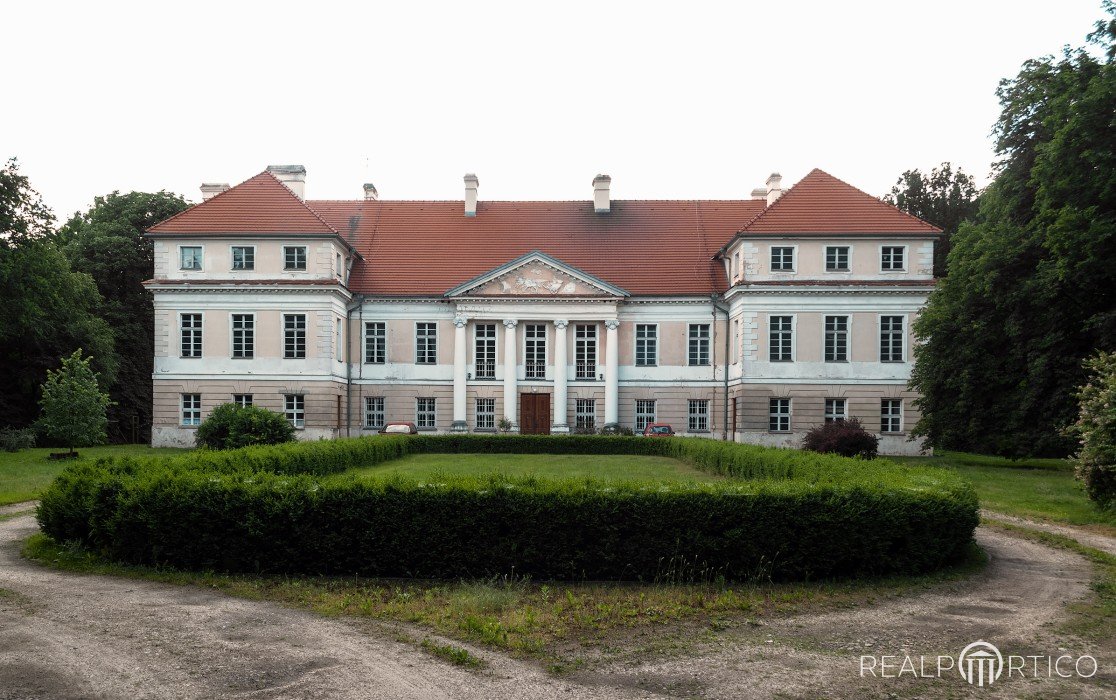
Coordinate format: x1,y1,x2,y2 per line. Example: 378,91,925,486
882,163,979,276
1,161,116,429
60,191,189,443
37,350,112,455
1071,352,1116,508
911,6,1115,457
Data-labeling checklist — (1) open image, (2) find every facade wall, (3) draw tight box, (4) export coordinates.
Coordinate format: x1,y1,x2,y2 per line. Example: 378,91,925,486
153,238,349,282
725,237,936,283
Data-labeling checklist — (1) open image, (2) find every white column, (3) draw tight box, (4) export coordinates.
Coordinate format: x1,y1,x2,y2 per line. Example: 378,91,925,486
552,319,569,433
502,318,519,431
451,315,468,432
604,319,619,427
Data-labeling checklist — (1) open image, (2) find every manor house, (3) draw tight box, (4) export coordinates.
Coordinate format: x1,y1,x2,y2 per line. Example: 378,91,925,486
145,166,939,454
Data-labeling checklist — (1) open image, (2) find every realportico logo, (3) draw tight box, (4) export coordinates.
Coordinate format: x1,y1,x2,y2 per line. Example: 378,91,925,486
860,640,1098,687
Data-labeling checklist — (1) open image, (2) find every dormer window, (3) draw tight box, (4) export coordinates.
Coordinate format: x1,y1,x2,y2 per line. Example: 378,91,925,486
284,246,307,271
770,246,795,272
231,246,255,270
180,246,202,270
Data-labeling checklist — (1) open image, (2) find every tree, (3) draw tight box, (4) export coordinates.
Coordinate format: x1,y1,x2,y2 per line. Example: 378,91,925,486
0,161,116,430
60,191,190,443
1071,352,1116,508
37,350,112,455
911,6,1115,457
882,163,979,276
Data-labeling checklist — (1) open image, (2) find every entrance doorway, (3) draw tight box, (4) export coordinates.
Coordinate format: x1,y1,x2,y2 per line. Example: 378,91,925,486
519,393,551,435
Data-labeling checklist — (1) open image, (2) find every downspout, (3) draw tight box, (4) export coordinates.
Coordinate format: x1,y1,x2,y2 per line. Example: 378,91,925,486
712,294,730,441
345,294,363,438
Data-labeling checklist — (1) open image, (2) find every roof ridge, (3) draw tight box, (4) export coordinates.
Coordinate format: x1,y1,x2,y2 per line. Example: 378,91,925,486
259,170,340,235
736,168,819,232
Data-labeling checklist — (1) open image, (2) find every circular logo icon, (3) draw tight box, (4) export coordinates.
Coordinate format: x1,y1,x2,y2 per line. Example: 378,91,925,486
958,640,1004,687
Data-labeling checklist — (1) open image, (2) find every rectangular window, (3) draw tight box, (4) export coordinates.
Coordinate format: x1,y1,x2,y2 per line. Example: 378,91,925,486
881,399,903,433
415,322,437,364
880,316,905,362
881,246,906,271
575,399,596,430
824,398,847,423
635,399,656,432
181,394,201,426
364,322,386,364
180,246,202,270
231,313,254,358
732,319,740,364
364,396,385,429
283,314,306,359
335,319,342,362
635,324,657,366
231,246,254,270
416,397,436,429
180,313,202,358
283,246,307,271
769,316,793,362
688,399,709,432
824,315,849,362
770,246,795,271
769,398,791,432
233,394,252,407
475,398,495,430
474,323,496,378
284,394,304,428
826,246,850,271
525,324,546,379
688,324,710,366
575,324,597,379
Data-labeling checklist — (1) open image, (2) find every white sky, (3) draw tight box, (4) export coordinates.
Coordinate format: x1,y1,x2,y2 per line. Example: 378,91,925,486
1,0,1105,219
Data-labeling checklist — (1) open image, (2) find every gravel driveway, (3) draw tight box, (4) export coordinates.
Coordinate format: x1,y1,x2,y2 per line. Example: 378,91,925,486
2,509,1113,699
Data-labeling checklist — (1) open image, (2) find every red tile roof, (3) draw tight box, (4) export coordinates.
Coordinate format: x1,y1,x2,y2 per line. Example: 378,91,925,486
310,199,763,296
738,169,941,235
147,171,338,235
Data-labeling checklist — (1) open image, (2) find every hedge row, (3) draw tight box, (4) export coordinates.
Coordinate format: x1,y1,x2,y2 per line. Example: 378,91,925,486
37,435,979,581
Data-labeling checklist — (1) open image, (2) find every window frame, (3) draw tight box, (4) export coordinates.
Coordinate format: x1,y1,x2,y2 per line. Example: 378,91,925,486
524,323,547,379
575,398,596,430
574,324,598,380
364,396,385,430
364,321,386,364
769,245,796,273
635,399,656,432
415,321,438,365
825,245,851,272
179,312,203,358
879,315,906,363
824,315,849,363
687,323,711,366
768,314,795,362
881,398,903,433
824,398,847,423
473,323,496,379
284,394,304,428
230,245,255,271
178,245,203,271
475,397,495,430
230,313,255,359
879,245,908,273
181,393,201,426
232,394,253,407
283,313,307,359
769,398,791,433
634,323,658,367
283,245,308,271
688,399,709,432
416,397,437,430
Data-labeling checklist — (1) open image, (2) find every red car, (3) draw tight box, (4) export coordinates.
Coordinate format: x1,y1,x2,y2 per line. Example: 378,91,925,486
643,423,675,437
379,421,418,435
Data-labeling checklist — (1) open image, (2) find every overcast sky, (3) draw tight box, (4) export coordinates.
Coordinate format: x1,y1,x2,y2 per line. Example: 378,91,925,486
1,1,1106,219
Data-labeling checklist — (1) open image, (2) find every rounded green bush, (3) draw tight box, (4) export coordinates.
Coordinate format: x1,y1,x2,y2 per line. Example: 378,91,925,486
195,403,295,450
36,435,978,581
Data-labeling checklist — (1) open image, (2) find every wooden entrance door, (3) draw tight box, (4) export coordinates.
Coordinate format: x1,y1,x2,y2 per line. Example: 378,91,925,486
519,393,551,435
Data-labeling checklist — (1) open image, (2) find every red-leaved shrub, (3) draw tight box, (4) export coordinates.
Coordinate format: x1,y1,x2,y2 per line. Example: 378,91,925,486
803,418,879,459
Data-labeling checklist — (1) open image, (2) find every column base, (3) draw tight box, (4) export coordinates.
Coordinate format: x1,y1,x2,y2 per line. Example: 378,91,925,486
550,423,570,434
451,420,468,433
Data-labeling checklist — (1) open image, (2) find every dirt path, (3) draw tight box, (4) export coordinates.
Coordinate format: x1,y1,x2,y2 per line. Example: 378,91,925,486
3,513,1112,699
981,508,1116,557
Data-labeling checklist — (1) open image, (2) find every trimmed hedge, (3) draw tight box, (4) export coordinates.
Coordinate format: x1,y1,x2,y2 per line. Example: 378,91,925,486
37,435,978,581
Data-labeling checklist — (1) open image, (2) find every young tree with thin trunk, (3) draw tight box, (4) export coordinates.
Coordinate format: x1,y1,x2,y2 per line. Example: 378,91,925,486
37,350,112,456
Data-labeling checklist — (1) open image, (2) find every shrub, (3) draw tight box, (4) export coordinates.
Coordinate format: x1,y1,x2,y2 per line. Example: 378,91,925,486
599,425,635,436
1071,352,1116,509
195,403,295,450
0,427,36,452
803,418,879,459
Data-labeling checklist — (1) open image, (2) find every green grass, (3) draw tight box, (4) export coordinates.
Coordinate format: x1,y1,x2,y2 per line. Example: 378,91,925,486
419,639,486,669
343,452,724,483
0,444,188,506
893,450,1116,533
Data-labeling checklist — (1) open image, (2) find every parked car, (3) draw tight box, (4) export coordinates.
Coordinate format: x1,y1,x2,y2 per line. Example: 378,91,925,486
379,421,418,435
643,423,675,437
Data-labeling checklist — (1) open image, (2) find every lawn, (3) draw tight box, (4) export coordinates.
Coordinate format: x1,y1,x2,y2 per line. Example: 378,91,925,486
343,452,724,483
893,450,1116,533
0,444,188,506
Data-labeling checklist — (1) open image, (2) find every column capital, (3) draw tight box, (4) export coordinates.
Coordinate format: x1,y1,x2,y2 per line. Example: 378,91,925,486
553,319,569,329
453,315,468,328
604,319,620,331
502,318,518,329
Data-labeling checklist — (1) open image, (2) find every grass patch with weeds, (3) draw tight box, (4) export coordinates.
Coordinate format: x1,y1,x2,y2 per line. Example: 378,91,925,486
982,518,1115,645
22,533,987,665
420,638,485,669
0,509,35,523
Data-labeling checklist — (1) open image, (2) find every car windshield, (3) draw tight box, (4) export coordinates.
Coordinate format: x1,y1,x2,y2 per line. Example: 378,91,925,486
651,426,671,434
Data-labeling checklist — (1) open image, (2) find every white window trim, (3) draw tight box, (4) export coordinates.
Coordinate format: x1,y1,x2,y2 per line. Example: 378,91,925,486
416,397,437,430
180,393,201,427
178,311,204,359
687,399,710,432
766,313,797,363
284,394,305,429
474,397,496,431
229,312,256,359
574,323,599,380
414,320,438,365
823,244,854,273
363,320,388,365
364,396,386,430
230,244,256,271
471,322,497,379
634,322,659,367
768,397,792,433
822,314,851,363
687,323,712,367
878,244,909,274
522,322,548,380
877,313,908,363
281,312,308,360
824,398,847,422
768,244,798,274
282,244,309,271
178,244,204,271
881,398,904,434
635,399,656,431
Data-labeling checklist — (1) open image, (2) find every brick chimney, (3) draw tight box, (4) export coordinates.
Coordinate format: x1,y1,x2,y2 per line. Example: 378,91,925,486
267,164,307,199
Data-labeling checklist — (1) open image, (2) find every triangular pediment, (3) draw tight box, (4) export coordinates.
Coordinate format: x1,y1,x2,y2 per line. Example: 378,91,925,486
445,251,629,298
